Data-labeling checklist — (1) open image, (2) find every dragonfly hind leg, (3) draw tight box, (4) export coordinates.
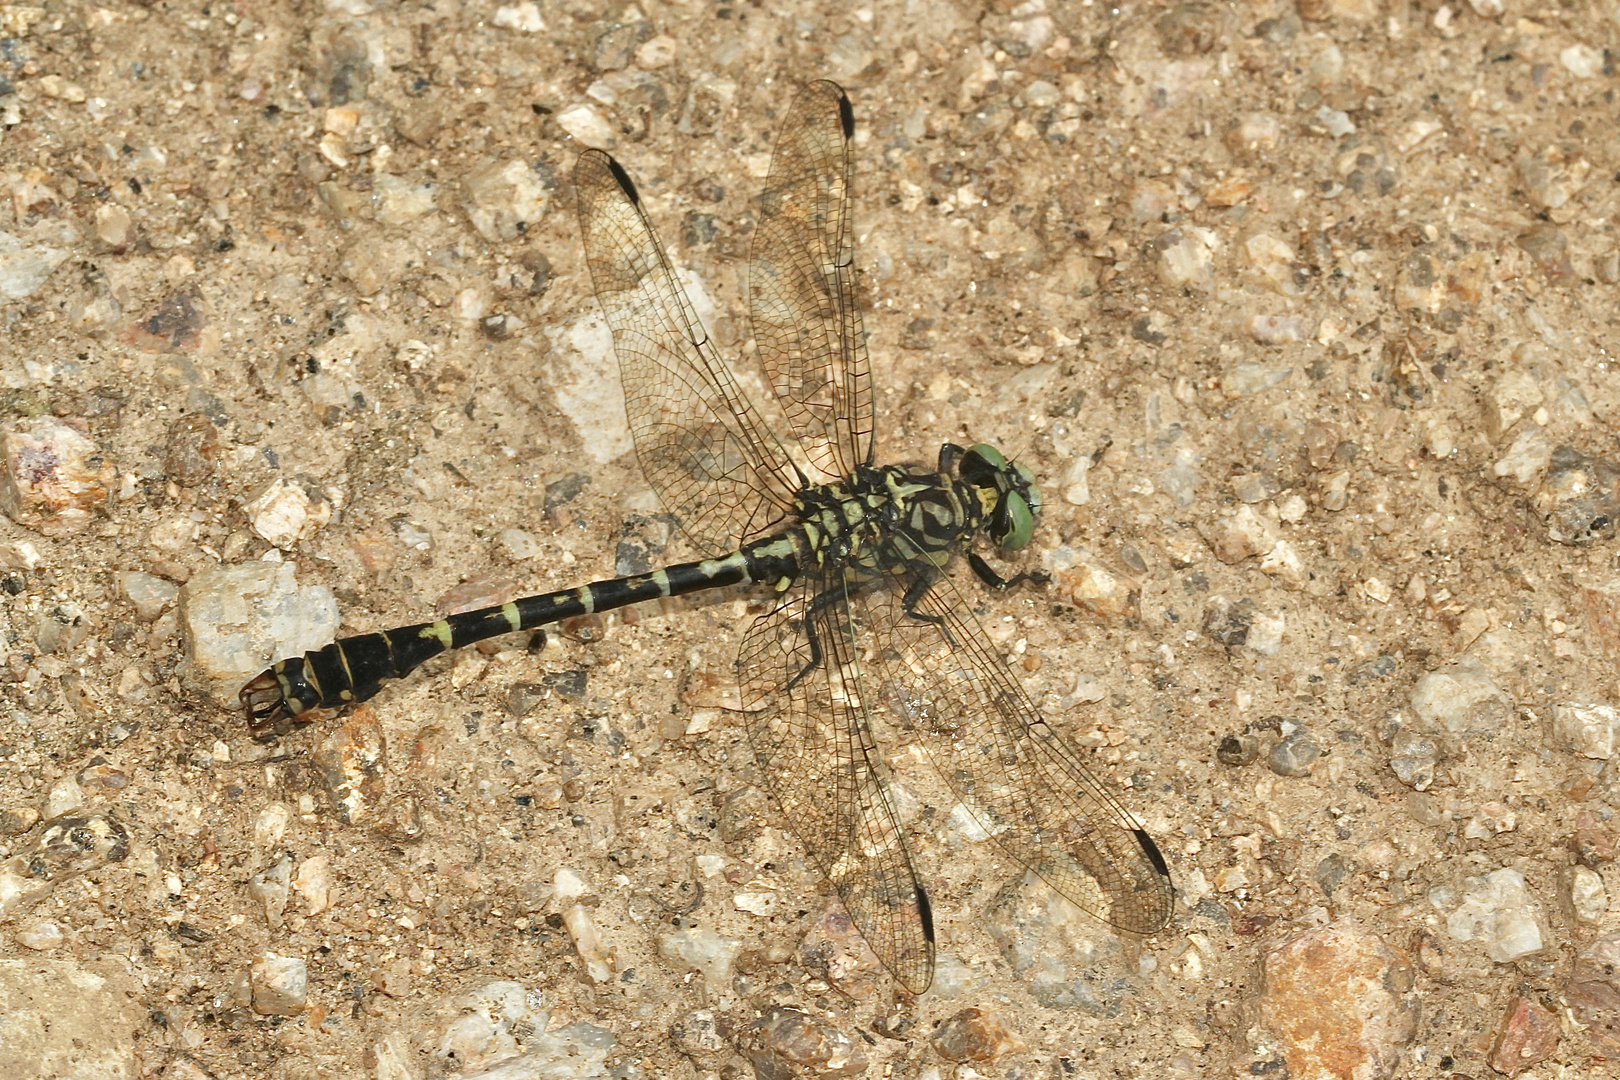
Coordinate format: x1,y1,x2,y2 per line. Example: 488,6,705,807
782,587,836,692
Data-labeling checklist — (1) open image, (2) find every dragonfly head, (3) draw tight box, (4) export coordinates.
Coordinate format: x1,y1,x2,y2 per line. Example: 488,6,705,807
959,444,1042,551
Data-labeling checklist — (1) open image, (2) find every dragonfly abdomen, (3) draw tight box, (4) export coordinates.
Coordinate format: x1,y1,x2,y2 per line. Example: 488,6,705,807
242,548,781,727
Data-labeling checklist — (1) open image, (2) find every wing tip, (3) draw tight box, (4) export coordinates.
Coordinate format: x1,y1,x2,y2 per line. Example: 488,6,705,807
604,156,641,205
1134,827,1170,878
835,89,854,138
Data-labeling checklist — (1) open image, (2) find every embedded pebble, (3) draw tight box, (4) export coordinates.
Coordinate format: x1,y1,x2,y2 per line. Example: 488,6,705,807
38,75,87,102
1259,923,1418,1080
1563,866,1608,926
1202,504,1279,563
732,1006,868,1079
1492,427,1552,486
1532,445,1620,546
982,872,1135,1013
0,806,41,837
1217,732,1261,766
0,417,114,535
1202,595,1255,647
0,231,71,299
1244,312,1308,341
43,777,84,819
251,954,308,1016
1267,730,1321,777
1245,611,1285,656
1424,421,1455,459
1220,363,1293,398
244,477,332,549
556,104,615,150
1232,470,1282,504
1487,996,1560,1078
658,925,742,993
253,802,292,848
117,571,178,621
1049,546,1139,622
1227,112,1281,154
1321,469,1347,511
293,853,333,916
1565,933,1620,1052
1560,44,1603,79
16,919,64,950
797,905,884,999
427,980,534,1070
499,528,544,560
556,868,613,983
1431,867,1546,962
1579,576,1620,661
463,159,551,242
635,34,678,69
929,1007,1023,1064
94,203,133,249
669,1009,727,1065
492,2,544,32
248,852,293,927
1388,732,1438,791
1361,576,1392,604
164,413,221,487
1311,105,1355,137
1302,421,1340,469
1155,227,1216,289
1243,234,1299,296
1481,370,1542,442
1552,702,1619,760
372,174,438,224
1517,148,1588,213
0,811,130,917
311,712,387,825
1408,659,1510,734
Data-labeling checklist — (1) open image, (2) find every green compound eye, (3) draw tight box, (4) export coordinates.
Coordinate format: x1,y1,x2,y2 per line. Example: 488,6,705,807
960,444,1006,486
1013,462,1041,517
999,491,1034,550
968,443,1006,467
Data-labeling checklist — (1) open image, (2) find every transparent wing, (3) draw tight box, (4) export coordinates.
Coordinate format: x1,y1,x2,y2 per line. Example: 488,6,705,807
863,550,1174,936
749,80,874,479
737,571,935,994
574,149,802,556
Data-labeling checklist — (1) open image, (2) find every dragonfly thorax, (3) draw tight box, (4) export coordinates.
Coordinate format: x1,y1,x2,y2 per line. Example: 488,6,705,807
788,463,981,579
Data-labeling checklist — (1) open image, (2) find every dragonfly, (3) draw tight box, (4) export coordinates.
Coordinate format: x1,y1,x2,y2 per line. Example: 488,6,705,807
240,80,1172,993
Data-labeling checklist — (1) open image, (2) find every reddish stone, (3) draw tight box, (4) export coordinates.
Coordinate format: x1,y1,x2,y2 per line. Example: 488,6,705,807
1260,922,1419,1080
1486,996,1559,1077
1568,932,1620,1053
930,1007,1023,1064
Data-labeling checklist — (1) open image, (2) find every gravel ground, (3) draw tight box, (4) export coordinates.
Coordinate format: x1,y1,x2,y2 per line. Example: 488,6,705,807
2,1,1620,1078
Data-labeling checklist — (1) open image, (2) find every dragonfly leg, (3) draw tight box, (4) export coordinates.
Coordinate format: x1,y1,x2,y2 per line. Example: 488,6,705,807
968,551,1050,592
899,568,960,649
784,588,835,692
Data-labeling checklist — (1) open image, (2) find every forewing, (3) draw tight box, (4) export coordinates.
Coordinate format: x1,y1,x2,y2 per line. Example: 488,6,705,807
737,573,935,993
864,555,1174,936
574,149,801,555
749,80,873,479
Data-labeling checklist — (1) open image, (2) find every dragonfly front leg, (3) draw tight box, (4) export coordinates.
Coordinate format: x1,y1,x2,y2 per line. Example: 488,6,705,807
967,551,1050,592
